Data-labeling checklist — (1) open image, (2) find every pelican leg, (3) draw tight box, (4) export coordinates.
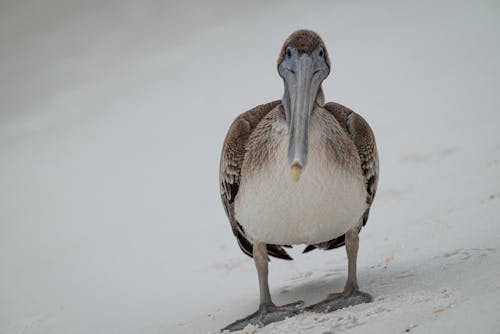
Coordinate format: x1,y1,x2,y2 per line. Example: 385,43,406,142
306,228,372,313
222,243,304,332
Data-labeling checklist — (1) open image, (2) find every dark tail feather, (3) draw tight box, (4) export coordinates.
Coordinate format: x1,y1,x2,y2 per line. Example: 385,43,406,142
325,234,346,250
303,244,317,253
267,244,293,260
236,232,293,260
303,234,346,253
236,231,254,259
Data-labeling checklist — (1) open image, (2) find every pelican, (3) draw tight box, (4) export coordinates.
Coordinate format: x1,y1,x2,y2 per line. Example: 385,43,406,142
219,29,379,331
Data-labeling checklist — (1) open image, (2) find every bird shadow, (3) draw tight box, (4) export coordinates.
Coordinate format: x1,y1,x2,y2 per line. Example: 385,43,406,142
215,247,496,332
274,247,495,308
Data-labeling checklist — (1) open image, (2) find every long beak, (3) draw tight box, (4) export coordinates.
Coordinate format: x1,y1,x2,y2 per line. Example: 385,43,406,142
287,55,318,184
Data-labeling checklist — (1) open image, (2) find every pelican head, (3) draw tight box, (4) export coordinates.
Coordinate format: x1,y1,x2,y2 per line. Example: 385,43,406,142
278,30,331,184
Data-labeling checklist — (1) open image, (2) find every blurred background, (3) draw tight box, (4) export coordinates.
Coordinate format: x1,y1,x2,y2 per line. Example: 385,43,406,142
1,1,499,333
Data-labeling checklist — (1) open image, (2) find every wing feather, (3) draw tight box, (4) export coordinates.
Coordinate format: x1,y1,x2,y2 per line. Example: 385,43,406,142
303,102,379,253
220,100,293,260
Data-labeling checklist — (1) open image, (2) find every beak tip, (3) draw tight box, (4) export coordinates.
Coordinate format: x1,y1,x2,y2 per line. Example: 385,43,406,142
291,163,302,184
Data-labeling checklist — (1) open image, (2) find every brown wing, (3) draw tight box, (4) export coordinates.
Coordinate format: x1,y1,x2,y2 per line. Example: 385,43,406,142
304,102,379,253
220,100,293,260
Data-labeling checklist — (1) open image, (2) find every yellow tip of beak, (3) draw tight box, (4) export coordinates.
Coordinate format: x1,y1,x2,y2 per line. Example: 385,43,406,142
291,165,302,184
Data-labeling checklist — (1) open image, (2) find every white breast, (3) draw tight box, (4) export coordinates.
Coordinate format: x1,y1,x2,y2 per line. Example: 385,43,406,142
235,118,367,245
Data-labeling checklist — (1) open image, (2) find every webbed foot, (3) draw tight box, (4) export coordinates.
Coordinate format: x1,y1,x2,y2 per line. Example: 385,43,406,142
306,290,372,313
222,300,304,332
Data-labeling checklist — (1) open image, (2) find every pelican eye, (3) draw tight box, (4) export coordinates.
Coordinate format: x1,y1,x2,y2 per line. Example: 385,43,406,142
286,48,292,58
319,48,324,57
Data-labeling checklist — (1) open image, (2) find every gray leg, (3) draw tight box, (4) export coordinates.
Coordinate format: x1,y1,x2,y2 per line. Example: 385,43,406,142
345,227,360,294
255,243,273,306
222,243,304,332
306,228,372,313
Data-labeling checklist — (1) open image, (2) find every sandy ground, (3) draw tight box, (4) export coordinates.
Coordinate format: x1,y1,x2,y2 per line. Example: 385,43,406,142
1,1,499,333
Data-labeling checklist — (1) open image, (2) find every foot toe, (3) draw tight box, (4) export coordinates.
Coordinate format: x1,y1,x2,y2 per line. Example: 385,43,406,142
276,300,304,311
306,291,372,313
222,301,304,332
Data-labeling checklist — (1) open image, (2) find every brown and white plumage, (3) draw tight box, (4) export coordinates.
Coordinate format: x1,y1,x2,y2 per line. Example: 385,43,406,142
219,100,294,260
219,29,379,331
219,101,378,257
303,102,379,252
